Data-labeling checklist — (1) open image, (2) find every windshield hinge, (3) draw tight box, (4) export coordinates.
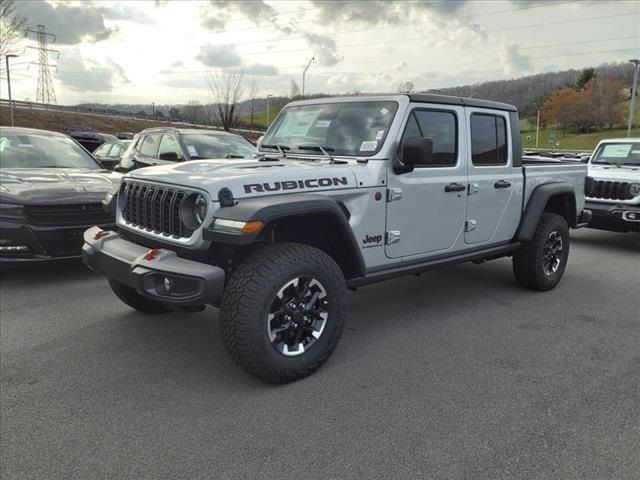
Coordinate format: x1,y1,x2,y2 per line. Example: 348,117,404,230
387,188,402,202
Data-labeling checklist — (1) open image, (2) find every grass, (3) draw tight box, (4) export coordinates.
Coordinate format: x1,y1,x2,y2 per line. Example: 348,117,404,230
520,99,640,151
238,109,281,129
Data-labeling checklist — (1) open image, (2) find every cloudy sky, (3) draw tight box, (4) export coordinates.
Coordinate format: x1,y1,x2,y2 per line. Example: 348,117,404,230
2,0,639,105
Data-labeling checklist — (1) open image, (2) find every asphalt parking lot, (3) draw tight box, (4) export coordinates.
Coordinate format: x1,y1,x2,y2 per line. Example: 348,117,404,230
1,228,638,480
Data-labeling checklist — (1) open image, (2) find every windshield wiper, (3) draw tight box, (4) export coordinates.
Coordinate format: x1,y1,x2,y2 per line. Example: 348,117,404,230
595,160,622,168
297,144,344,163
258,143,289,161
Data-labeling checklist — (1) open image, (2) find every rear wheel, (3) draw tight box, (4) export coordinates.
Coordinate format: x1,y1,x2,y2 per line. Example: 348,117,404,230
221,243,347,384
108,278,171,314
513,213,570,291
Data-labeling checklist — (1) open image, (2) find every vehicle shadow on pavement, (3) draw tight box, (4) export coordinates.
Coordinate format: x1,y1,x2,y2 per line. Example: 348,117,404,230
570,230,640,253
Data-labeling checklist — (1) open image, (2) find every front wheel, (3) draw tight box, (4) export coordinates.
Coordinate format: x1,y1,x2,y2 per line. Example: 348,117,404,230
220,243,347,384
513,213,570,291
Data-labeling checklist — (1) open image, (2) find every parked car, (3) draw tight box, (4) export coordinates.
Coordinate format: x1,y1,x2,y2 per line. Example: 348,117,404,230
70,131,119,153
92,140,131,170
83,94,590,383
116,127,256,172
584,138,640,232
0,127,121,265
116,132,134,140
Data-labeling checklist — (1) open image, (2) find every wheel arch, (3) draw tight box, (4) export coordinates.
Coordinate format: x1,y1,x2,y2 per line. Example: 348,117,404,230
516,183,577,242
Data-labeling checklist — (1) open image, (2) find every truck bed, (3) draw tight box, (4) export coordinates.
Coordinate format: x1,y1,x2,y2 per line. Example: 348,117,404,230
522,162,588,213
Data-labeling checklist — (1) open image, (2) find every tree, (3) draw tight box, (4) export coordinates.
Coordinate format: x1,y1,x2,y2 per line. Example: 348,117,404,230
168,107,182,121
181,100,206,124
575,68,595,90
290,79,301,99
206,67,245,131
398,81,415,94
0,0,26,60
583,77,625,129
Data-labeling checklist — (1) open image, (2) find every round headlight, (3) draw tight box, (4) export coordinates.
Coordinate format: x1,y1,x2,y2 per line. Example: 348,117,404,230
194,195,208,224
629,183,640,197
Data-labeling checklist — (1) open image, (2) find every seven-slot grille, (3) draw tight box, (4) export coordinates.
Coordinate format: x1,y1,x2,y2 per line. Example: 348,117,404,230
26,203,113,226
121,181,193,238
584,177,634,201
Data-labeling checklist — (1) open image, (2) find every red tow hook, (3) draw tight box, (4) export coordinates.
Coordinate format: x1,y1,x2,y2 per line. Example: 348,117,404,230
94,229,109,240
144,248,159,261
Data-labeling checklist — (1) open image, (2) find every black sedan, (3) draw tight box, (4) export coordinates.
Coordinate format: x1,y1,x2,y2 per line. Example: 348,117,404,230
92,140,130,170
0,127,121,265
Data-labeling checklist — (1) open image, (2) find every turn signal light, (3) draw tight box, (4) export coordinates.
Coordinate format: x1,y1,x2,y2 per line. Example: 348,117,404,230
240,220,264,234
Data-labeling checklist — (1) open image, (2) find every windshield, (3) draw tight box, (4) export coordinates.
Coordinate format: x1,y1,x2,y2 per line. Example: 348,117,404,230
591,142,640,166
0,133,100,169
261,101,398,157
182,133,256,159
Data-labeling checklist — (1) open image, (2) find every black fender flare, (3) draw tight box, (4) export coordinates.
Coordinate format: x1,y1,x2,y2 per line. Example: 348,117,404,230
204,193,366,278
516,183,577,242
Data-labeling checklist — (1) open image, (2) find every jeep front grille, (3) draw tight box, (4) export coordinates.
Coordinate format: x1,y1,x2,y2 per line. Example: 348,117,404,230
120,181,193,238
584,177,634,201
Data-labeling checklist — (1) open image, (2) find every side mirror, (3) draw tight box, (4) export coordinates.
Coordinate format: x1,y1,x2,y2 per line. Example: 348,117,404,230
159,151,180,161
395,137,433,173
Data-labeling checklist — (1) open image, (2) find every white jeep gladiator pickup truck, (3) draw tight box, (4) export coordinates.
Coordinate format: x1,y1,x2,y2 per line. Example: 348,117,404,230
584,138,640,232
83,94,590,383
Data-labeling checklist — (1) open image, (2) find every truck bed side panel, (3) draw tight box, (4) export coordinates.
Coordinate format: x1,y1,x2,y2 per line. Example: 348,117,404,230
523,164,588,214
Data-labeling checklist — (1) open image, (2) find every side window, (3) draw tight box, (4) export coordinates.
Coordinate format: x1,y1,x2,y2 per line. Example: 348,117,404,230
157,134,182,160
108,144,123,158
400,109,457,167
470,114,509,166
139,134,161,157
94,143,111,156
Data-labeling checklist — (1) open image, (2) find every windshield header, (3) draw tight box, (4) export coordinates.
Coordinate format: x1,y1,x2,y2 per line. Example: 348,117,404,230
260,101,398,157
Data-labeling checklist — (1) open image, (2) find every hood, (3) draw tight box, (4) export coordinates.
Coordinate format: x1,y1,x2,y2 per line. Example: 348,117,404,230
127,159,359,199
588,164,640,182
0,168,123,205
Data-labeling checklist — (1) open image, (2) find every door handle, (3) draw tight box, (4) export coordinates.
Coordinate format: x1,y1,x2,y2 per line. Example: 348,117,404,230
444,183,466,193
494,180,512,189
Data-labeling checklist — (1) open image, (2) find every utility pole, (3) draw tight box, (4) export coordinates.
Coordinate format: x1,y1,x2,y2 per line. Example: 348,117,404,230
301,57,315,99
627,58,640,137
5,54,18,126
26,25,58,104
266,94,273,127
536,108,540,148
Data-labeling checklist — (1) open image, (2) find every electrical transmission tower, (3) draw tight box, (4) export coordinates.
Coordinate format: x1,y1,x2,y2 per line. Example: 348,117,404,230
26,25,57,104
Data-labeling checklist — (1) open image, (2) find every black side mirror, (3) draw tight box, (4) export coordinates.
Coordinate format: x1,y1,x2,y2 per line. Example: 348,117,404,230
394,137,434,173
159,151,180,161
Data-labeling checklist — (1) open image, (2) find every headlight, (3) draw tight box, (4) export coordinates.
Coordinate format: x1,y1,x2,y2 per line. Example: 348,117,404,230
212,218,264,234
194,195,208,224
629,183,640,197
0,203,25,220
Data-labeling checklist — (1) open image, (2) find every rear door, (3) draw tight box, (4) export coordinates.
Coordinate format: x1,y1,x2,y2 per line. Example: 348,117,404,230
464,109,523,245
385,105,467,259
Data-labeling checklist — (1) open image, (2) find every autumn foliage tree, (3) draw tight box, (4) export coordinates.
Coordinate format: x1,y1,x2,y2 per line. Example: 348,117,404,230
540,77,625,133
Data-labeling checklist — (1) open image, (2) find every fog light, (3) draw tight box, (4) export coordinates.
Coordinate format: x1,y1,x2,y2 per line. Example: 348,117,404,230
0,245,28,252
622,211,640,222
163,277,174,293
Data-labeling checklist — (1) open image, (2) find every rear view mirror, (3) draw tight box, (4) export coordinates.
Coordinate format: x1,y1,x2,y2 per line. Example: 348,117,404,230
395,137,434,173
159,151,180,161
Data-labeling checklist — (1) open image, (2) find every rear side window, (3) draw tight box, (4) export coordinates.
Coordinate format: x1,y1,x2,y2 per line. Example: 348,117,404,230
400,109,457,167
470,114,508,166
139,134,161,157
93,143,111,156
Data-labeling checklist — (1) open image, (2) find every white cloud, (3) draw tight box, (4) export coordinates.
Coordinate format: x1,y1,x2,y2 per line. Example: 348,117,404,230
499,43,532,76
196,44,242,68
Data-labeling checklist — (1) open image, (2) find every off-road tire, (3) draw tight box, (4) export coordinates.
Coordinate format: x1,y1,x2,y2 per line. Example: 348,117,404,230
513,212,570,291
108,278,171,314
221,242,347,384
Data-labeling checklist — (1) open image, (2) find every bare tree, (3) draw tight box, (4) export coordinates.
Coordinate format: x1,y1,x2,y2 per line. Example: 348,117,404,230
181,100,206,125
290,79,301,99
206,67,245,131
0,0,26,59
248,78,259,127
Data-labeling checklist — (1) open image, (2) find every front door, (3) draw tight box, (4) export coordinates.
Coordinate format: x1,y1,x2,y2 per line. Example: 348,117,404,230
385,105,467,259
464,109,523,245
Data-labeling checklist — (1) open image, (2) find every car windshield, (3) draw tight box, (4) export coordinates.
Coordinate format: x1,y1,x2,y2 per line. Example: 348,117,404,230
261,101,398,157
181,133,256,159
591,142,640,166
0,133,101,169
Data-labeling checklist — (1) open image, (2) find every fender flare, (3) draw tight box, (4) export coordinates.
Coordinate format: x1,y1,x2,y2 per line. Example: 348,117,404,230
516,183,577,242
204,193,366,278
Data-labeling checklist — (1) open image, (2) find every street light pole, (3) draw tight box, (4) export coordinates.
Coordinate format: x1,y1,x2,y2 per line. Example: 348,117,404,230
536,108,540,148
5,54,19,127
627,58,640,137
302,57,315,99
266,94,273,127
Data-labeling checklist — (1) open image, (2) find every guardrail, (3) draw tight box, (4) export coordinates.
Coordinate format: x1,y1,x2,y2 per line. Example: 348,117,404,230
0,98,267,135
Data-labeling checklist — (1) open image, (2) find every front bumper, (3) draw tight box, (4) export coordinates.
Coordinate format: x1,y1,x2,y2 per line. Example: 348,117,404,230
0,219,115,266
82,227,225,306
585,201,640,232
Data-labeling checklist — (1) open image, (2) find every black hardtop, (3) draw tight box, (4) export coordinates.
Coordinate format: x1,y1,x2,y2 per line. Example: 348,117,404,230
408,94,517,112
